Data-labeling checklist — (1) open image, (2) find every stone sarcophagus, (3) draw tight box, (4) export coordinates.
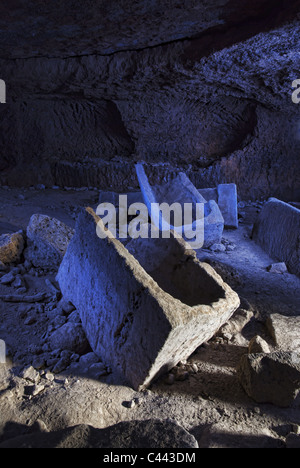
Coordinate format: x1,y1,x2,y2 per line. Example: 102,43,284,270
135,164,225,248
57,207,240,390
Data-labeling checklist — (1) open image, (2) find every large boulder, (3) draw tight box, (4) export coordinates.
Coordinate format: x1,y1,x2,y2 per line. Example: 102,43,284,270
0,231,24,264
237,351,300,407
266,314,300,353
57,207,239,390
25,214,74,268
252,198,300,277
199,421,279,449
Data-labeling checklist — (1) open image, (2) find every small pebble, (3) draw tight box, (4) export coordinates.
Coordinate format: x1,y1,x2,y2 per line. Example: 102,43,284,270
44,372,54,382
32,358,45,370
175,371,189,382
165,373,175,385
32,384,45,396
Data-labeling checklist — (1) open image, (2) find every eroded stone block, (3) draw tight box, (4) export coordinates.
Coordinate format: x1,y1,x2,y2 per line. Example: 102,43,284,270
57,207,240,390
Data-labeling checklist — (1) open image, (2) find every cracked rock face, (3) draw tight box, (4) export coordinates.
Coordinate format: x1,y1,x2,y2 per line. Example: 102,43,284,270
0,1,300,200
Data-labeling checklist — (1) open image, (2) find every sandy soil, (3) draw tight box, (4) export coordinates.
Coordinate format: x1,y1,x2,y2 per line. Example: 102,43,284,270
0,186,300,448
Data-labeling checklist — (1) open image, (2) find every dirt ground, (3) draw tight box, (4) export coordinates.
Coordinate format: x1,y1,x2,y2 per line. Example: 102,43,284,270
0,186,300,448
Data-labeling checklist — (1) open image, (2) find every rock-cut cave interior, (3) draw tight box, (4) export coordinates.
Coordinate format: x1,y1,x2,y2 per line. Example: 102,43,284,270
0,0,300,451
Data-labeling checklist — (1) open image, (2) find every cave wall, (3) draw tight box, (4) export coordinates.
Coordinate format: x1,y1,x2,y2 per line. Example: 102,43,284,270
0,0,300,200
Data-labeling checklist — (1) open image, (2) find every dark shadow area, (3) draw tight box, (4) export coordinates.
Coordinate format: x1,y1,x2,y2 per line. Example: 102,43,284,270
193,343,247,369
198,425,285,448
0,221,19,236
150,258,226,307
183,0,300,63
154,367,247,405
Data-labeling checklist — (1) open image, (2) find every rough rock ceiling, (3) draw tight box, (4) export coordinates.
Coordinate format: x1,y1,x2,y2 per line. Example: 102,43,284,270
0,0,300,200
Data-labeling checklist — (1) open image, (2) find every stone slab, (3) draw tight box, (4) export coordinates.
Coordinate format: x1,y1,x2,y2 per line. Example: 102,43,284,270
237,351,300,407
217,184,238,229
57,207,239,390
252,198,300,277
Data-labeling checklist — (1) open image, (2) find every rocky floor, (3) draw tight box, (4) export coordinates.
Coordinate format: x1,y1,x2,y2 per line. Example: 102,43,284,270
0,186,300,448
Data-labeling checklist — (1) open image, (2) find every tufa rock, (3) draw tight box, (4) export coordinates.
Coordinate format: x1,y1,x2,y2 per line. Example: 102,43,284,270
0,232,24,264
237,351,300,407
0,271,15,285
252,198,300,278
